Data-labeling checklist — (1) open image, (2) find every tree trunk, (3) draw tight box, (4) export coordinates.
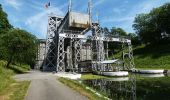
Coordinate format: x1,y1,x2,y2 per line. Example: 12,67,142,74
6,55,13,68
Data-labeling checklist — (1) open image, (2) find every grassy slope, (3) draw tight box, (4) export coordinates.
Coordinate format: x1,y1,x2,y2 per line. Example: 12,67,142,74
111,43,170,69
133,44,170,69
0,60,30,100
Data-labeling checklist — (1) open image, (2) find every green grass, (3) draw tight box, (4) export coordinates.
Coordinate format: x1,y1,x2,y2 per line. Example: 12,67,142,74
133,44,170,69
8,81,30,100
111,43,170,69
81,73,109,80
0,60,30,100
58,77,107,100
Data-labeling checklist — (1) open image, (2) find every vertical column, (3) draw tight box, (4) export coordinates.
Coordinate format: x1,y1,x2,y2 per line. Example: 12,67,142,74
44,16,57,71
98,39,104,71
122,42,135,70
122,43,128,70
74,39,81,71
106,42,108,59
57,37,65,72
128,42,135,69
91,23,105,72
129,73,136,100
66,39,73,71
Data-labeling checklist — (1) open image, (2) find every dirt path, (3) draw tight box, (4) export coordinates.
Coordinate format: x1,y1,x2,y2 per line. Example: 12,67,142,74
14,71,87,100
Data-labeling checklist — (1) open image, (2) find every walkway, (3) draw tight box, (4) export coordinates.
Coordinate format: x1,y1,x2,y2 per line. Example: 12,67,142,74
14,71,87,100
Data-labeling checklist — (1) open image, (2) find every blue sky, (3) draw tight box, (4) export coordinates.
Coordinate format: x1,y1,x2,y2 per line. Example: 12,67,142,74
0,0,169,39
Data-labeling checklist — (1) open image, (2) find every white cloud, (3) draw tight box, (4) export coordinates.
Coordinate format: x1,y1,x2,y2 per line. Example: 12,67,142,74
102,0,169,33
93,0,105,7
103,16,134,23
25,6,64,38
4,0,22,10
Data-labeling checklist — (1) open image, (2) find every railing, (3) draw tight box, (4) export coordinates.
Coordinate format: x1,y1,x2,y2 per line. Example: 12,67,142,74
61,30,81,34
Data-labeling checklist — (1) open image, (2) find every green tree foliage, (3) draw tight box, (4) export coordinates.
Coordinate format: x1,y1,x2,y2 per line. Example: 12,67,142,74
103,27,128,56
0,4,12,35
110,27,127,36
128,33,141,46
0,29,38,67
133,3,170,44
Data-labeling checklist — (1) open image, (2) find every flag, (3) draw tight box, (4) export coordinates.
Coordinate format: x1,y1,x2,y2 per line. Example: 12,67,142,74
45,2,50,8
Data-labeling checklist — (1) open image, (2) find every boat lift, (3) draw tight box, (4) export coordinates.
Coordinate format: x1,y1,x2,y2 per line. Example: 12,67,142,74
37,0,135,73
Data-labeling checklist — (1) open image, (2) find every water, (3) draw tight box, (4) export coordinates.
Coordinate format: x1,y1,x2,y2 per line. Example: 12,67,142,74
81,73,170,100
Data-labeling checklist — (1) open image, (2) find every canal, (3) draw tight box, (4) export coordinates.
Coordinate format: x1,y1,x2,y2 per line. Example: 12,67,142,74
80,73,170,100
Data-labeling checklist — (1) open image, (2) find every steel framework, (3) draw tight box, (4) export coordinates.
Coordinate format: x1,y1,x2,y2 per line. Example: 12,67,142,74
43,0,135,72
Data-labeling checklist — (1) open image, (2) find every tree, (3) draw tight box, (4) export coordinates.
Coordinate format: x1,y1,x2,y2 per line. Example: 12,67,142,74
133,13,154,44
128,33,141,45
133,3,170,44
0,4,12,35
0,29,38,68
157,3,170,35
110,27,127,36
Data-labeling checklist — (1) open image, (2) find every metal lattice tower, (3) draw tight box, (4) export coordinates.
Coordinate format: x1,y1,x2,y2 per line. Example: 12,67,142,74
44,14,63,71
42,1,135,72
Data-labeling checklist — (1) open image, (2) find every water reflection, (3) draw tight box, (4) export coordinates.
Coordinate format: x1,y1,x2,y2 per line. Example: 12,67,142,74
82,74,170,100
82,74,136,100
136,73,165,78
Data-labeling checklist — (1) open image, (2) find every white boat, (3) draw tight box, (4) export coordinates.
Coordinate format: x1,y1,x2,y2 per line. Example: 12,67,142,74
94,60,129,77
138,70,164,74
101,59,118,64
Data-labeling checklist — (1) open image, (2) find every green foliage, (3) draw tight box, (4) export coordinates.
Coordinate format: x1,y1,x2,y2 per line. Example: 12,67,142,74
110,27,127,36
133,3,170,44
0,4,37,68
0,29,38,67
0,4,12,35
128,33,141,46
